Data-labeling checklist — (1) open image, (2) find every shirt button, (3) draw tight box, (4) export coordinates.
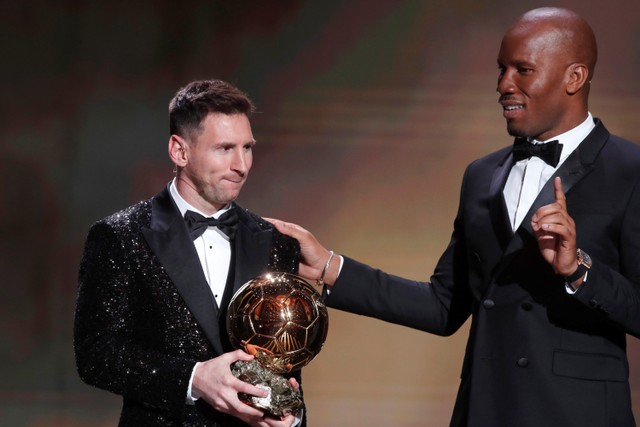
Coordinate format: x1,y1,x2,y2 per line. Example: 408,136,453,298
483,299,495,309
517,357,529,367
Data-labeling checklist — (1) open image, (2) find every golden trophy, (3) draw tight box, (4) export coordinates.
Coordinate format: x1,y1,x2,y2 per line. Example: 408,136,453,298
226,272,329,417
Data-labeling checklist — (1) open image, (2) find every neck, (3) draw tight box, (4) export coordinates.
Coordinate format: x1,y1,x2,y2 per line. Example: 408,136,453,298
174,175,225,215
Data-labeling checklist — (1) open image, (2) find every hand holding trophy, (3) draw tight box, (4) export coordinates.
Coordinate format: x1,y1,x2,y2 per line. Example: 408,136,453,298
226,272,329,417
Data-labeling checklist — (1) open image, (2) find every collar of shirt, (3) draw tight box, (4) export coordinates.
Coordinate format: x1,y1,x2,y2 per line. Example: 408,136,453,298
504,113,596,231
527,112,596,168
169,178,232,310
169,178,232,219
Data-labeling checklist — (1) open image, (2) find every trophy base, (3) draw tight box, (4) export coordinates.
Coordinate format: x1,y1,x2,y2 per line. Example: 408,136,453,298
232,360,304,418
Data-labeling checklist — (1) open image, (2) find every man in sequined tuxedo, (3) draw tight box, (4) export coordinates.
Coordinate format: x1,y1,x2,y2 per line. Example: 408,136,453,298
75,80,304,427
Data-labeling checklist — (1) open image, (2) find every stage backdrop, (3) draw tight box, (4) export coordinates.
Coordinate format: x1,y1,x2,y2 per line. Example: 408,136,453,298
2,1,639,425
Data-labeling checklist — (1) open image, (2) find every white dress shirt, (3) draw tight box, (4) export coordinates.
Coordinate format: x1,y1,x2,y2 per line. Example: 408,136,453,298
502,114,595,294
170,180,233,404
170,181,304,425
170,180,231,308
503,113,595,231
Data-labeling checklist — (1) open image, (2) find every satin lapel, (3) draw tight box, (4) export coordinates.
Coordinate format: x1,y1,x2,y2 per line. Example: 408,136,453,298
495,120,608,275
519,120,607,237
141,187,224,354
231,207,272,296
488,153,514,250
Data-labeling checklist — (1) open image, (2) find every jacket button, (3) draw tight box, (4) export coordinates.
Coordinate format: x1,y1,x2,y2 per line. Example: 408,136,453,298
473,252,482,266
589,299,599,308
521,302,533,311
517,357,529,367
483,299,495,309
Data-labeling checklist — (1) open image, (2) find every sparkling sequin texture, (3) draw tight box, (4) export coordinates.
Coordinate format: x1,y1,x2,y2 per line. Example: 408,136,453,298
74,189,303,427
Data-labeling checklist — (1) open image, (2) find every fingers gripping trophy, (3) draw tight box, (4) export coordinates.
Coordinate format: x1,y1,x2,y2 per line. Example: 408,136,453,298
226,272,329,417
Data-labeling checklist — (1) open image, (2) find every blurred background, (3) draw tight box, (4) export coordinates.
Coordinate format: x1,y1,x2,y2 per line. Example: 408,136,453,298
2,0,639,426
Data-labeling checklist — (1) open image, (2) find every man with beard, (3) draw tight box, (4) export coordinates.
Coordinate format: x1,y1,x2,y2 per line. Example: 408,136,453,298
75,79,304,427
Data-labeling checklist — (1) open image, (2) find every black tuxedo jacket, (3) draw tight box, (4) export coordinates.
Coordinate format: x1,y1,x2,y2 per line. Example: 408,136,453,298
75,186,301,426
328,119,640,427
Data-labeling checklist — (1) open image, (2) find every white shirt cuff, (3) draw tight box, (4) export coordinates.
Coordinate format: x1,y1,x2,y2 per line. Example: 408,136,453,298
186,362,201,405
565,271,588,294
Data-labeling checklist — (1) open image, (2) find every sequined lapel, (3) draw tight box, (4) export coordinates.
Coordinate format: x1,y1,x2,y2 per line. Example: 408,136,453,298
142,186,225,354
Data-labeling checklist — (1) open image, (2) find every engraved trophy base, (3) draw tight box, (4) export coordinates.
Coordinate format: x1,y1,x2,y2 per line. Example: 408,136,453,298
232,359,304,418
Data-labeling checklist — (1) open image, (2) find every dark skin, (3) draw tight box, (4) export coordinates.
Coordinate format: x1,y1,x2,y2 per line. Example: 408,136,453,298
497,10,596,141
531,176,580,284
500,8,598,288
266,8,599,290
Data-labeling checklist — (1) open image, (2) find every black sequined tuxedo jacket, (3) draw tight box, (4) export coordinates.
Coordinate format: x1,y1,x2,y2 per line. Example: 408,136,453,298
74,186,301,426
327,119,640,427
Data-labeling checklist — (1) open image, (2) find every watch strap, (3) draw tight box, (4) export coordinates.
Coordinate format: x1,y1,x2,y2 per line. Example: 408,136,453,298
564,263,588,283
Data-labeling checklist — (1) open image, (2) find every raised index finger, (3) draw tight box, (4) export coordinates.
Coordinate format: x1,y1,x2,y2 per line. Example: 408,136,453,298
554,176,566,208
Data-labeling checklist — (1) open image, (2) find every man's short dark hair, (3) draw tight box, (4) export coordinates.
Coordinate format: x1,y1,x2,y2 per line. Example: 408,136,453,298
169,79,256,137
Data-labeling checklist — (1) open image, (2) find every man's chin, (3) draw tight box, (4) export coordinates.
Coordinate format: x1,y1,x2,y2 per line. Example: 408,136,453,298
201,192,241,211
506,124,526,138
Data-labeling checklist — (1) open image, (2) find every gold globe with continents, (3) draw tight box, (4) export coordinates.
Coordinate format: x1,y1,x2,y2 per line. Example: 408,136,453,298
226,272,329,417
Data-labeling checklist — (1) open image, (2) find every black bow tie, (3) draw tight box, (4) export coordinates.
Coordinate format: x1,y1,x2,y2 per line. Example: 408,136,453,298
512,138,563,167
184,209,238,240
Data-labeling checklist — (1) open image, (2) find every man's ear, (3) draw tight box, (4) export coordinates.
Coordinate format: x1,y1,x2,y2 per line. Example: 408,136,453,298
168,134,188,167
566,63,589,95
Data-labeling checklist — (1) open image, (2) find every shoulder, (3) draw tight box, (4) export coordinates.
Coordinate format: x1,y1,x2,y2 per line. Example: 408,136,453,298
600,134,640,189
80,199,153,267
89,198,153,238
605,133,640,159
592,119,640,179
462,146,512,181
235,205,272,231
588,119,640,163
471,146,512,168
235,204,301,273
235,204,300,252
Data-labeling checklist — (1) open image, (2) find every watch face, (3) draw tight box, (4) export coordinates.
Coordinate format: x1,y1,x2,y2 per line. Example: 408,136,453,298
577,249,592,268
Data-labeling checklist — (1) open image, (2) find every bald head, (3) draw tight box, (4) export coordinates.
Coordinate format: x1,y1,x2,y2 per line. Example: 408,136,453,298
496,8,598,140
511,8,598,81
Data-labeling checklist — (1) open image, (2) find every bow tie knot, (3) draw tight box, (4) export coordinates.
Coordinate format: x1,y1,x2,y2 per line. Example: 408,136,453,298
512,138,563,167
184,209,238,240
